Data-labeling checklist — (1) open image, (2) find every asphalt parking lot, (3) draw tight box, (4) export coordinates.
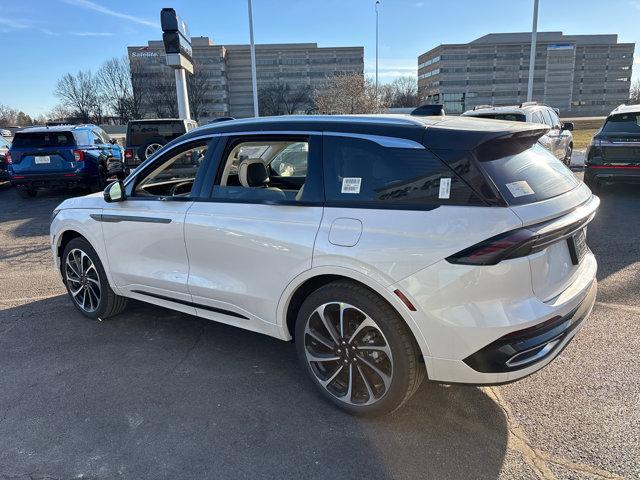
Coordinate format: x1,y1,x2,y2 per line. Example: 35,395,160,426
0,176,638,480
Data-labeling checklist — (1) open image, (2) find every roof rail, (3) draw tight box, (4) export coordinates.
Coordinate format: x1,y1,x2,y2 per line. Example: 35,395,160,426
612,104,626,112
207,116,235,124
519,101,539,108
473,104,493,111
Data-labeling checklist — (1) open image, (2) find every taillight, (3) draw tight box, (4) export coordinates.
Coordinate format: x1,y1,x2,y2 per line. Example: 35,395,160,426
124,149,134,160
446,229,536,266
4,152,11,164
73,149,85,161
447,211,595,266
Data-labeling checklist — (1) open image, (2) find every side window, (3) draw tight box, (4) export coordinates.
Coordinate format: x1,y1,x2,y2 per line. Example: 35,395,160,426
540,109,555,128
212,137,310,203
548,109,561,129
91,130,103,145
134,141,208,198
323,135,482,207
531,112,544,124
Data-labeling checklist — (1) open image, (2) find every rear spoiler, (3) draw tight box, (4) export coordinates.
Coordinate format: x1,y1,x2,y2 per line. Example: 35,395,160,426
474,127,550,161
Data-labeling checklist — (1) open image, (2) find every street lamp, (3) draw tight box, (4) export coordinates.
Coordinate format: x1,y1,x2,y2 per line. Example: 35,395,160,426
248,0,259,117
526,0,539,102
375,0,380,98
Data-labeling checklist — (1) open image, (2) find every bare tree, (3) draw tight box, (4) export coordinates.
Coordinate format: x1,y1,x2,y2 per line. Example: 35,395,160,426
97,57,134,122
629,78,640,105
54,70,102,122
313,74,386,115
129,59,151,120
0,104,19,126
47,104,74,122
259,82,313,116
379,76,419,108
188,62,215,122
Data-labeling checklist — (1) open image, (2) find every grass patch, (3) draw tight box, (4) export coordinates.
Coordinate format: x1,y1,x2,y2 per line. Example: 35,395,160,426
571,128,598,150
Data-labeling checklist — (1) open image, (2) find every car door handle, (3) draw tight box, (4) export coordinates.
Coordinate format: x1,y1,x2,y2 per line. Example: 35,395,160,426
90,213,172,224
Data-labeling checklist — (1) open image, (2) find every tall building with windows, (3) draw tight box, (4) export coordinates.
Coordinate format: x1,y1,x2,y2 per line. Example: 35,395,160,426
417,32,634,116
128,37,363,121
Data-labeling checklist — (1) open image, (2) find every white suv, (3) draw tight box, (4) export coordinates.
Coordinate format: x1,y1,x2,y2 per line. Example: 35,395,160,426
50,115,598,416
462,102,575,165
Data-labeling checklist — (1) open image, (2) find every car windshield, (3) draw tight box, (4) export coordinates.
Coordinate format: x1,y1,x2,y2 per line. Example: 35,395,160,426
472,113,526,122
601,113,640,134
11,131,75,148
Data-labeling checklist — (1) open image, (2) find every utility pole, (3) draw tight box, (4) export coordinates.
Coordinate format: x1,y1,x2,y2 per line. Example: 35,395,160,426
526,0,539,102
375,1,380,98
248,0,259,117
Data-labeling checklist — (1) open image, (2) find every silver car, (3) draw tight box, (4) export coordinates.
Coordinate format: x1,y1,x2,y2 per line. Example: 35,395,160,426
462,102,574,165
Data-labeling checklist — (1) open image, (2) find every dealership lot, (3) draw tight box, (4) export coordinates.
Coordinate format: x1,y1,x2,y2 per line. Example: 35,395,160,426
0,178,638,479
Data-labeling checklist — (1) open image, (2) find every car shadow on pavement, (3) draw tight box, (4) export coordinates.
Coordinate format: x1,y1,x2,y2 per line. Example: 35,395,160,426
0,296,509,480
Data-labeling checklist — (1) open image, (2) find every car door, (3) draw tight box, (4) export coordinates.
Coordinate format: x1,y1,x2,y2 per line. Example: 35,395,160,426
99,137,215,311
183,133,324,330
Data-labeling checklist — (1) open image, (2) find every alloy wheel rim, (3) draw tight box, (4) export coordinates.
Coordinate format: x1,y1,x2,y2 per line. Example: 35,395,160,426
65,248,101,313
304,302,393,406
145,143,163,158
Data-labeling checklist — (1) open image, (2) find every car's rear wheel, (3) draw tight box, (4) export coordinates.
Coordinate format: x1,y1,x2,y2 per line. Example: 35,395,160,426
295,280,425,417
62,238,127,320
90,164,108,193
15,186,37,198
584,174,600,194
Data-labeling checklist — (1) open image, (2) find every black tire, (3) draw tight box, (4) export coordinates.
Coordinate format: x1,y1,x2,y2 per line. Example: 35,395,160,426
584,174,600,194
90,164,108,193
140,138,167,160
16,186,37,198
295,280,425,417
62,237,127,320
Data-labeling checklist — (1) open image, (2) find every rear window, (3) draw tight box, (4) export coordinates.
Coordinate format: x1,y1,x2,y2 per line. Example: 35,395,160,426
601,113,640,134
480,143,579,205
323,136,483,207
473,113,526,122
127,121,185,145
11,132,75,149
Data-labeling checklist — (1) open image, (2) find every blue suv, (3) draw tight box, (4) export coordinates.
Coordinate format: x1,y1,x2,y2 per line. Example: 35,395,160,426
7,124,124,198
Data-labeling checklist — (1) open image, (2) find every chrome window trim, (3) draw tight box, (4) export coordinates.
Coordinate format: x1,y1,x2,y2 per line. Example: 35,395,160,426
324,132,425,149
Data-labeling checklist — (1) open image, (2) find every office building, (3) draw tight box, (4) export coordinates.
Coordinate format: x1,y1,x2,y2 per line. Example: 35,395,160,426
417,32,634,116
128,37,364,120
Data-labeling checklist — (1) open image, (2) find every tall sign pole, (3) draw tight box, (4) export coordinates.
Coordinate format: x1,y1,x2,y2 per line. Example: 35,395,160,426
161,8,193,120
526,0,539,102
375,1,380,98
248,0,259,117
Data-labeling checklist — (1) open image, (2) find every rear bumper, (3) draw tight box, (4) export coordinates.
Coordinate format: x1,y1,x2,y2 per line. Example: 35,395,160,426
585,166,640,184
10,173,94,189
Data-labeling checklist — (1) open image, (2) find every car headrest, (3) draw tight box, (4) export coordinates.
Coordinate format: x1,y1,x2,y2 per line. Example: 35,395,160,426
238,158,269,187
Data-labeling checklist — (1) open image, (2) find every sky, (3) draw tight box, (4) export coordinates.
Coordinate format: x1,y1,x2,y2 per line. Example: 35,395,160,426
1,0,639,116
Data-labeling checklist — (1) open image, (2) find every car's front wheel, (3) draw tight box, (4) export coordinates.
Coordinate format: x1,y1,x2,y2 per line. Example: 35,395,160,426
295,281,425,417
62,237,127,320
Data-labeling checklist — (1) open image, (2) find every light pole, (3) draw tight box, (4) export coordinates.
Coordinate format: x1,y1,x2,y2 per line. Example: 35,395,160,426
248,0,259,117
526,0,539,102
375,1,380,98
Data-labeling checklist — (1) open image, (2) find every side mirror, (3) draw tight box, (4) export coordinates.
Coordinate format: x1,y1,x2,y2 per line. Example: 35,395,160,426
109,138,118,145
562,122,574,131
104,180,126,203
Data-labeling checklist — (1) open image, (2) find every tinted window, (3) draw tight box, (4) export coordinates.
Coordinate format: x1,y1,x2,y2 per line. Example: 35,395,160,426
127,121,185,145
0,137,9,148
323,136,481,207
474,113,526,122
73,131,91,146
479,143,579,205
134,142,208,198
12,132,75,148
601,113,640,134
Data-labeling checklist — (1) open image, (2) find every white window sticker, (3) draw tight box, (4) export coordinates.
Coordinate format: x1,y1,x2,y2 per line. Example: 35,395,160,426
341,177,362,194
505,180,535,198
438,177,451,199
